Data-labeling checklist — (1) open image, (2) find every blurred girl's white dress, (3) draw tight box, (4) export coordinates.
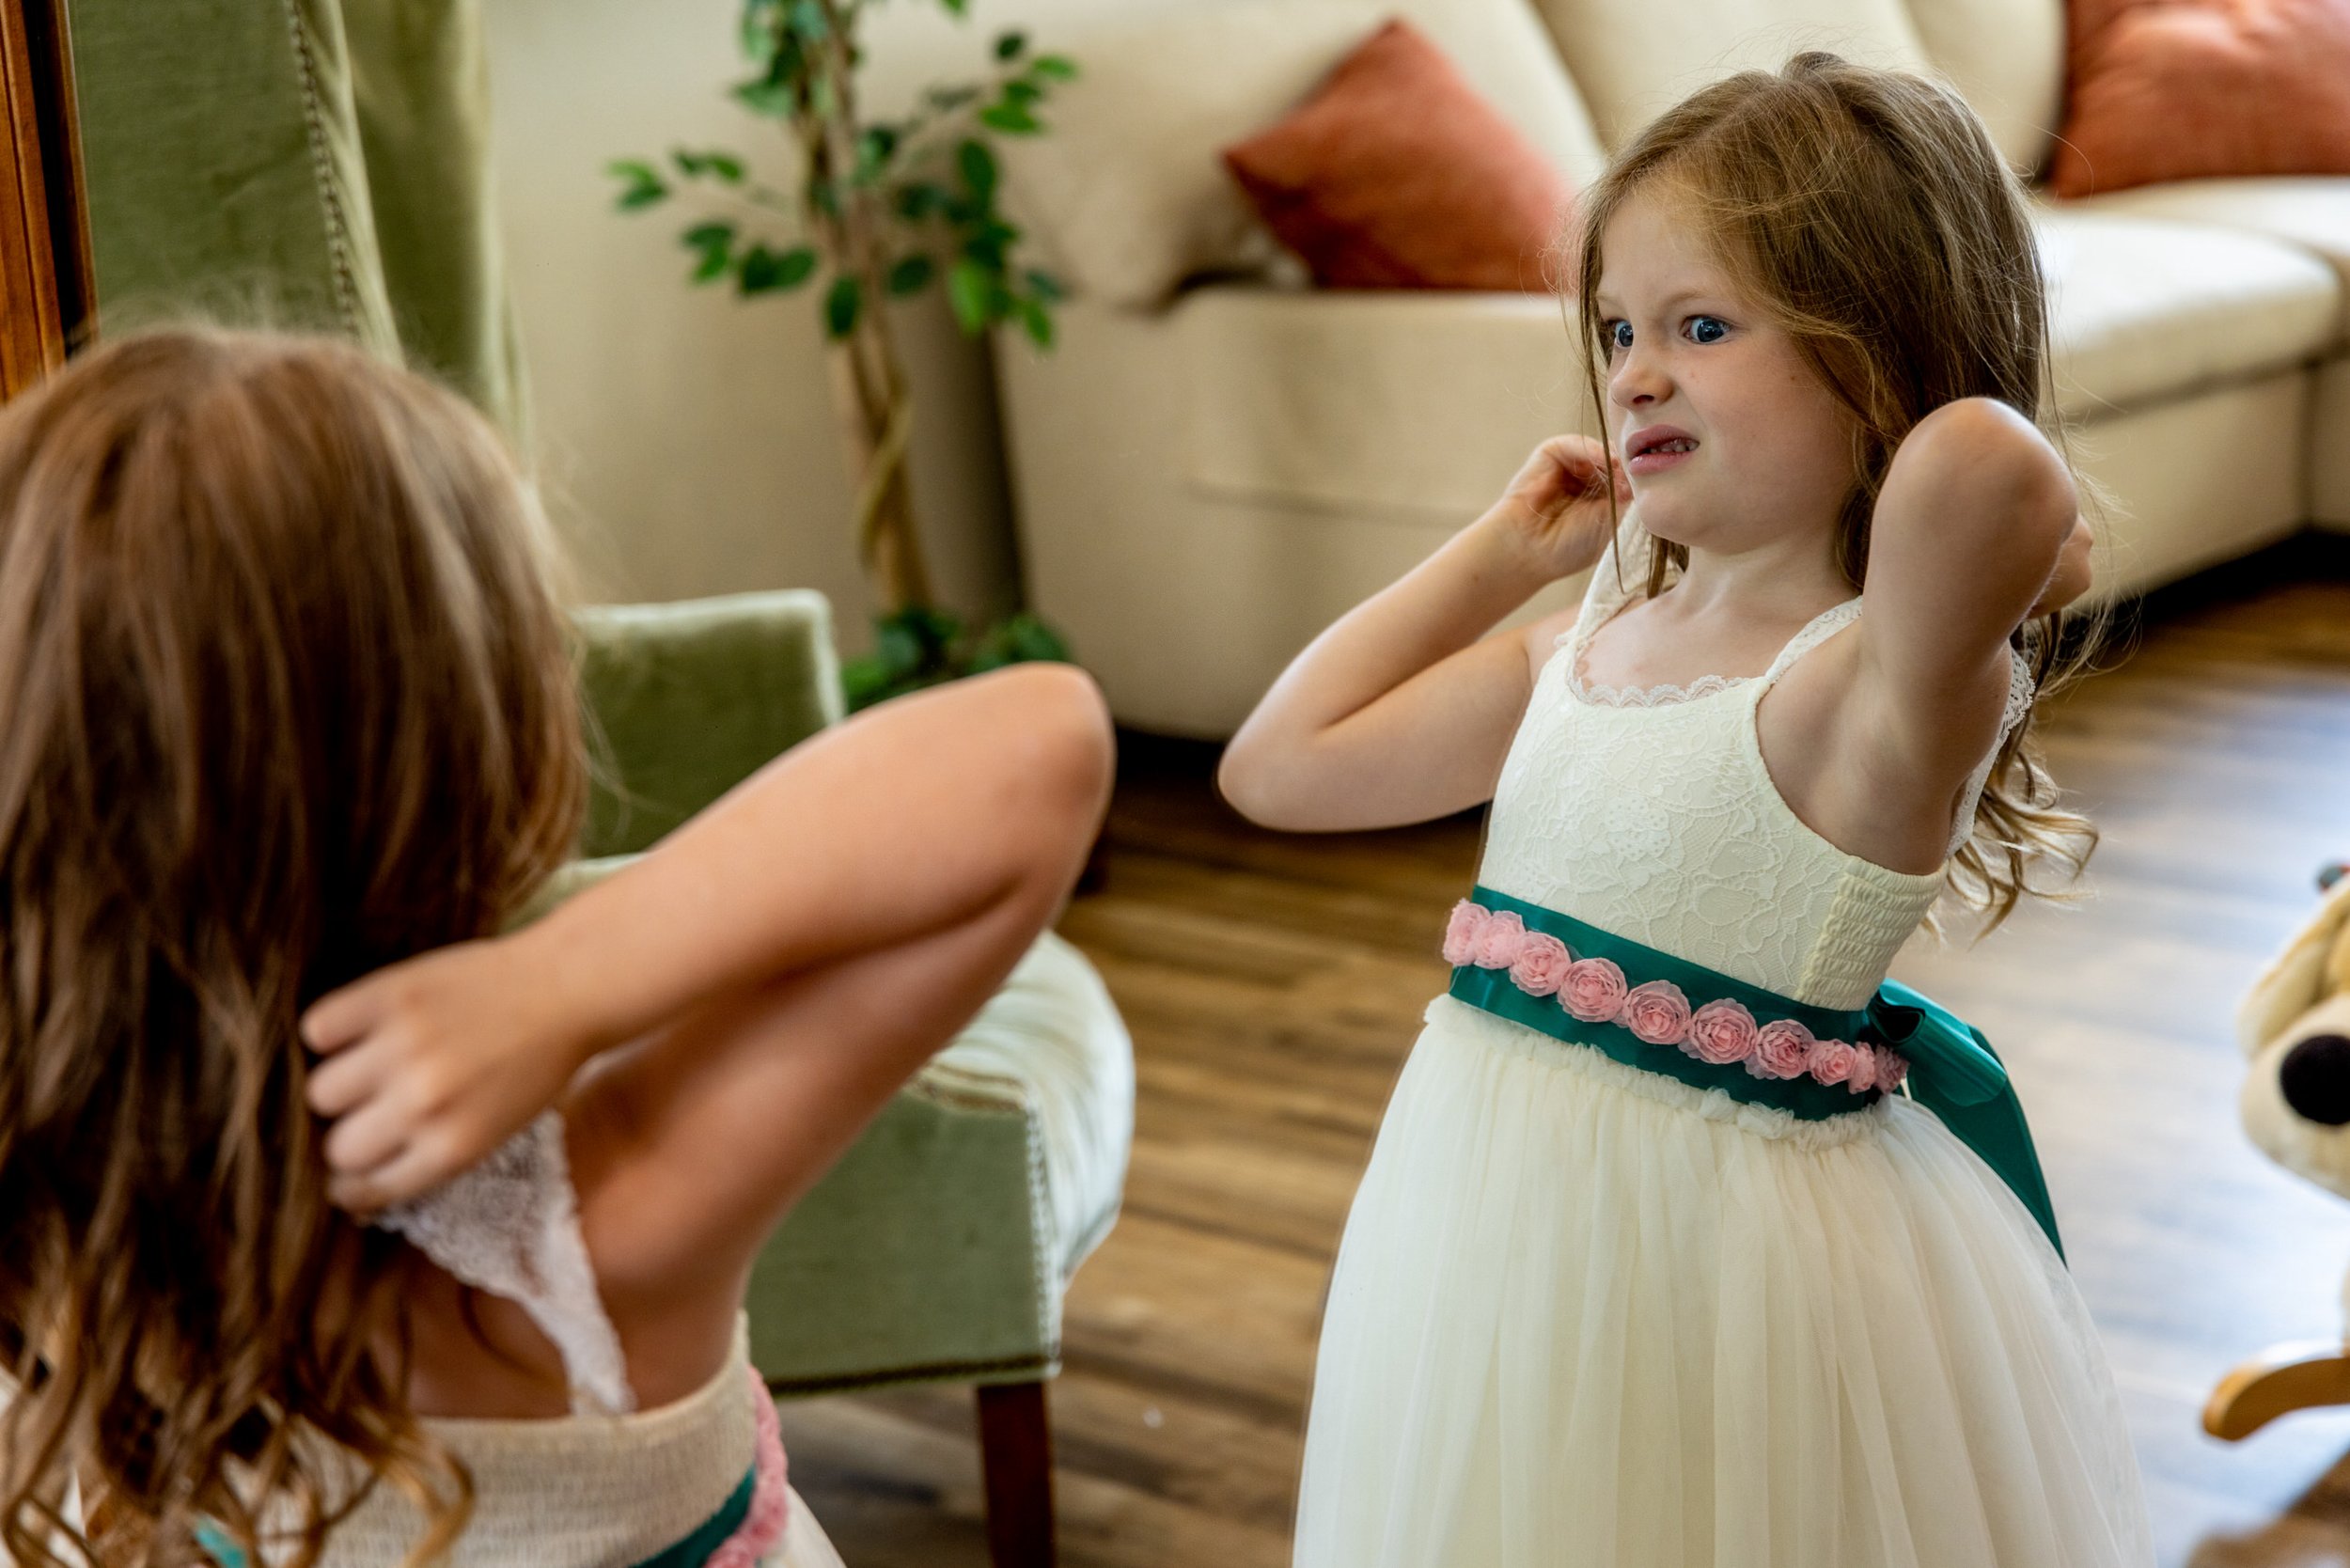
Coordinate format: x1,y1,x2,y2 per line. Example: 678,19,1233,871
1291,525,2152,1567
311,1114,847,1568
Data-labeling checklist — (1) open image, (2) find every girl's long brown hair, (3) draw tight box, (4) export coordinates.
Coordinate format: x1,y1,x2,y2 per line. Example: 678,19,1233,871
0,329,588,1564
1569,52,2102,930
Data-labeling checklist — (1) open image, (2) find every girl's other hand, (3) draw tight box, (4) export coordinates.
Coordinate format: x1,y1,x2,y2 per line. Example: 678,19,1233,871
1483,433,1632,582
301,932,596,1213
2027,510,2094,620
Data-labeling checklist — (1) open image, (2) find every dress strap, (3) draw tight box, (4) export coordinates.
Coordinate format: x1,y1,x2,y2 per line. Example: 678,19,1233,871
372,1111,637,1416
1756,596,1864,689
1945,642,2038,857
1556,509,1657,652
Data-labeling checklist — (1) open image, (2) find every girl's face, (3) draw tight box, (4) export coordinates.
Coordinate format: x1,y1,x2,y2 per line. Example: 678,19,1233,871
1594,183,1861,558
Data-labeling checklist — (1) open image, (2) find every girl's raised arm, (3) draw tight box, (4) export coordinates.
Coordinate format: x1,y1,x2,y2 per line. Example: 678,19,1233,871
1218,436,1626,833
1854,397,2080,774
301,664,1112,1309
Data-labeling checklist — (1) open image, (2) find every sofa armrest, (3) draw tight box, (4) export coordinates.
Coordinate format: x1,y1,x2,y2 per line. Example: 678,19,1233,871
571,590,844,857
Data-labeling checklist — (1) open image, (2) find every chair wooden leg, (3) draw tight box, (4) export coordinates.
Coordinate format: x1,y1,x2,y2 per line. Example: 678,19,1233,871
976,1380,1057,1568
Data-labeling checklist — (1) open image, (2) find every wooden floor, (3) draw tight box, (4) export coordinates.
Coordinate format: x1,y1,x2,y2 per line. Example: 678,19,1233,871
785,538,2350,1567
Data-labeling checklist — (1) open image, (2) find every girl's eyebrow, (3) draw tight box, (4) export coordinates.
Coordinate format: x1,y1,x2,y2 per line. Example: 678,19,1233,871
1592,284,1734,315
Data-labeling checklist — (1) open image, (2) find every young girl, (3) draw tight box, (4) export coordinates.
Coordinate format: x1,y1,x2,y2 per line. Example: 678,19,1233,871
0,328,1112,1566
1221,55,2151,1567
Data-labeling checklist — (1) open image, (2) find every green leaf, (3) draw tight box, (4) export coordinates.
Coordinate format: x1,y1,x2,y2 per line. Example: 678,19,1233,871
925,85,980,112
1002,78,1042,107
1030,55,1077,80
946,258,994,332
786,0,827,39
956,139,997,202
824,274,864,338
937,0,968,15
894,181,948,220
994,28,1028,59
978,102,1042,134
607,159,661,185
1025,268,1065,302
1016,296,1054,349
855,125,900,180
969,611,1072,672
616,181,669,212
886,254,936,296
739,244,819,293
731,76,795,117
682,221,736,283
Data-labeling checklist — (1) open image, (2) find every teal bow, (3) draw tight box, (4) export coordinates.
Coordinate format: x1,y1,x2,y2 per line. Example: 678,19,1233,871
1867,980,2062,1260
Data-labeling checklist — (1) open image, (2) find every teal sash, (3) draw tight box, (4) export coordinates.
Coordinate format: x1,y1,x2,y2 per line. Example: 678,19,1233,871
196,1465,754,1568
1452,886,2063,1260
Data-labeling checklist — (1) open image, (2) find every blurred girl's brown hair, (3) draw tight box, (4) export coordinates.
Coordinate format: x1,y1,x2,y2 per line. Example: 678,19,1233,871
0,328,588,1564
1570,51,2103,930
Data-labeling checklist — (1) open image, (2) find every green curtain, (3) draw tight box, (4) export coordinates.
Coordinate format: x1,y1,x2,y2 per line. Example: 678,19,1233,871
64,0,525,433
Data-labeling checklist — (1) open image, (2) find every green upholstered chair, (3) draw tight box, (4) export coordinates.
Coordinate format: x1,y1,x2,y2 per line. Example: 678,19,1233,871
566,591,1135,1568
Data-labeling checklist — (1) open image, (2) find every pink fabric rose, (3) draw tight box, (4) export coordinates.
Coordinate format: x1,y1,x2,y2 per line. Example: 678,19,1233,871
1747,1018,1816,1079
1874,1047,1909,1094
1558,957,1629,1023
1847,1046,1877,1093
1621,980,1693,1046
1685,998,1761,1066
1509,933,1574,996
1472,909,1528,969
710,1366,791,1566
1442,901,1489,966
1810,1038,1860,1087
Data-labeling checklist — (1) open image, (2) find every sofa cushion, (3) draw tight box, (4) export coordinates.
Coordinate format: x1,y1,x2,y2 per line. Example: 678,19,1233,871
2051,0,2350,198
2060,178,2350,308
1223,20,1575,291
2034,206,2342,415
1899,0,2064,176
993,0,1607,307
1528,0,1933,149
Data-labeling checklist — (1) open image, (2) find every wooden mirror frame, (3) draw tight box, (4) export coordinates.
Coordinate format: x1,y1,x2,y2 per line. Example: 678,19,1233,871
1,0,88,400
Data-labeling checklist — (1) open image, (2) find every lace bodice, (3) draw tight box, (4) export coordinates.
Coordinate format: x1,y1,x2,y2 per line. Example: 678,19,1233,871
1480,523,2032,1012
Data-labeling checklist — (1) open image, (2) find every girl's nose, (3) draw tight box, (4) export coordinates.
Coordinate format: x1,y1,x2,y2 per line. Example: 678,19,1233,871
1607,349,1668,410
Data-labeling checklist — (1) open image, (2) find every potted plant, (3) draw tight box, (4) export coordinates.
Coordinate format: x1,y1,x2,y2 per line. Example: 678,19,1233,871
610,0,1076,710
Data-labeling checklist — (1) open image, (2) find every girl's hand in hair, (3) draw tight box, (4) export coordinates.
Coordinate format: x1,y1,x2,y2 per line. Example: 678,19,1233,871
2027,510,2093,620
301,933,599,1212
1481,433,1630,583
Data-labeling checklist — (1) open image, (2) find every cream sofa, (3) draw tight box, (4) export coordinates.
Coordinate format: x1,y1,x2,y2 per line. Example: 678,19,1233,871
979,0,2350,737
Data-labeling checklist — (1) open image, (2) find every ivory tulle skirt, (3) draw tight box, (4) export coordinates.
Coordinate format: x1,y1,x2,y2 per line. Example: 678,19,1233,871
771,1489,846,1568
1292,996,2152,1568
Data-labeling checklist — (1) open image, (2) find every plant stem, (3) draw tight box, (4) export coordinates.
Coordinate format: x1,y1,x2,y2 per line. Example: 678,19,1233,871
801,0,932,612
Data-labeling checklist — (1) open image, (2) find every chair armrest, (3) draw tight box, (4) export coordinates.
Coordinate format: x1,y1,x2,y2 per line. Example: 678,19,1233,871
571,590,844,858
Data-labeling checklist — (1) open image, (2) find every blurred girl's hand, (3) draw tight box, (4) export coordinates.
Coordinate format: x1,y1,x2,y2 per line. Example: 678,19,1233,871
1482,433,1632,582
300,932,595,1212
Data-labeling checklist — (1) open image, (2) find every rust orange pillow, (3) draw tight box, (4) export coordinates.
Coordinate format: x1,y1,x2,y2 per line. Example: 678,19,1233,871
2050,0,2350,196
1221,19,1575,290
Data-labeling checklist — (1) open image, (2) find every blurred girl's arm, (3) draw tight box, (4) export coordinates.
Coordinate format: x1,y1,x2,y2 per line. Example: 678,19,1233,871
301,664,1111,1237
1218,436,1625,833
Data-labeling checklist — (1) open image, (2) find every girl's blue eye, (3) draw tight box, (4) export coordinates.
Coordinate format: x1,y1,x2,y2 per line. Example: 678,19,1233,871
1687,315,1729,344
1608,321,1634,351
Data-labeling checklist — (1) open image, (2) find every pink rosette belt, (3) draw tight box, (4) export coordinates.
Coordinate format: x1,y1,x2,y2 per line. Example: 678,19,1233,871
1444,886,2063,1259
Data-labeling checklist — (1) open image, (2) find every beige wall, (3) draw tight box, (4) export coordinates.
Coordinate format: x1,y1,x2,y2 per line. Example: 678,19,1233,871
482,0,1055,643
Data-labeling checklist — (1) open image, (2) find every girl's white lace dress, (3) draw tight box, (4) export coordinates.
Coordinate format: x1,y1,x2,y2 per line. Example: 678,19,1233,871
1290,529,2153,1567
316,1114,848,1567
